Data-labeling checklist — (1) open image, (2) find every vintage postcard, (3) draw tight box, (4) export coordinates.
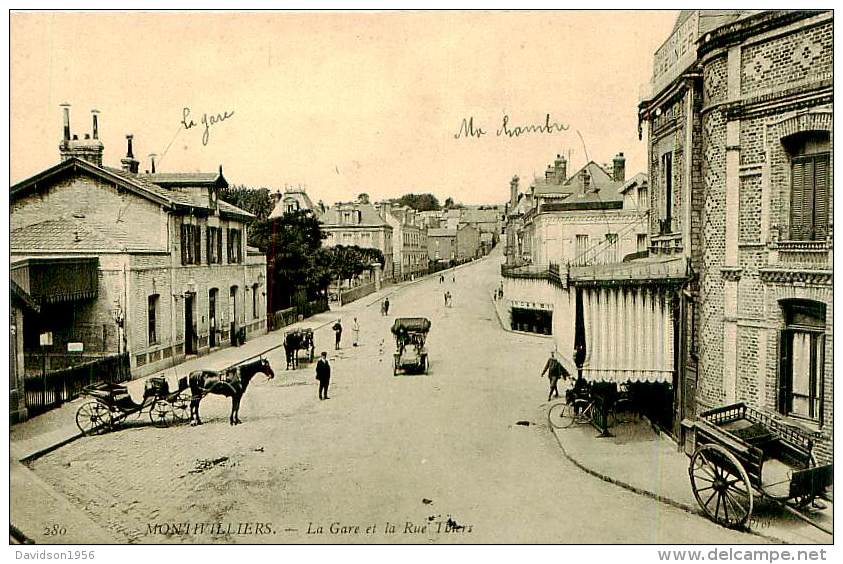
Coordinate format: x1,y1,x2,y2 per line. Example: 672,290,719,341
7,6,834,554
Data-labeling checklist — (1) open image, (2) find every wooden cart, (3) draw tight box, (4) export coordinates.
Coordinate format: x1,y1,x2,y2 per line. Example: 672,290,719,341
684,402,832,532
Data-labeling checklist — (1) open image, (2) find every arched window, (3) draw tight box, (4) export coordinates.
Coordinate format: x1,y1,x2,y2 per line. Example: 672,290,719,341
778,299,826,423
784,131,830,241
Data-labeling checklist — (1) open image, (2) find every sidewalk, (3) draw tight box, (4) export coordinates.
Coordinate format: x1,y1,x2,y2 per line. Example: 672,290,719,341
8,256,489,543
547,411,833,544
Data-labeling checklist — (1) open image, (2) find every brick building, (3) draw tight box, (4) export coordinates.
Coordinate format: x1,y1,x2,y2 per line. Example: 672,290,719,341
693,10,833,461
377,203,428,281
456,224,481,260
269,186,317,218
635,10,833,456
522,153,649,266
10,106,267,379
319,200,394,280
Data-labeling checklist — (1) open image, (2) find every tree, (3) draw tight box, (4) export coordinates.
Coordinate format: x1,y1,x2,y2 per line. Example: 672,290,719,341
325,245,385,285
357,193,370,204
395,193,440,211
444,197,455,209
263,209,326,310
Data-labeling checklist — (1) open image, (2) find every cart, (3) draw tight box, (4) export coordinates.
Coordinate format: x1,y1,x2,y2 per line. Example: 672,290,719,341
391,317,431,375
75,376,191,435
684,402,832,532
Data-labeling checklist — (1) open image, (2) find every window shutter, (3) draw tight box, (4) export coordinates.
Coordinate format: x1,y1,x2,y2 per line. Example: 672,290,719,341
790,161,805,240
194,225,201,264
813,154,829,240
207,228,212,264
217,227,222,264
778,329,793,414
181,224,188,265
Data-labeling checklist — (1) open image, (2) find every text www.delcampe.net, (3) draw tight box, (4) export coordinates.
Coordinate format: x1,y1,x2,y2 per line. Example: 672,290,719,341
657,549,828,562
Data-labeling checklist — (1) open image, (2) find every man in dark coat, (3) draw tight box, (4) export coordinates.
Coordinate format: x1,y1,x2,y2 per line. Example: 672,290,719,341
540,350,569,402
315,351,331,400
332,319,343,350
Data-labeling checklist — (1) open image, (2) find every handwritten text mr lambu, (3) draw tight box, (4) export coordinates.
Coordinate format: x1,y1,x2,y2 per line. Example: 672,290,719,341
454,113,569,140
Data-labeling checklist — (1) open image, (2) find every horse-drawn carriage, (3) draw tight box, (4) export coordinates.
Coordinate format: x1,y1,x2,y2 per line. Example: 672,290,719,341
75,376,190,435
284,328,315,369
391,317,430,375
684,402,832,533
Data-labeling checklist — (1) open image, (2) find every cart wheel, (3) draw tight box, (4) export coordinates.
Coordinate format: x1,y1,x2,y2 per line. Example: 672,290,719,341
548,402,575,429
790,453,818,509
689,444,753,528
76,401,112,435
149,399,175,428
421,356,427,374
169,392,191,422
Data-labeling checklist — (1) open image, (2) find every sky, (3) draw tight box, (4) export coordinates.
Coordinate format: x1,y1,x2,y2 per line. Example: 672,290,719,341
10,10,678,206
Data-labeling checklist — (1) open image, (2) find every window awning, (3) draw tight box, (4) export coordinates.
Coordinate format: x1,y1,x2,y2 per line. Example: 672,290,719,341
10,257,99,305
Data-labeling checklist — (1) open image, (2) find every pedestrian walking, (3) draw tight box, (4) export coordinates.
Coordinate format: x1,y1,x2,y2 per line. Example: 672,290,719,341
332,319,343,350
352,317,360,347
383,297,390,316
315,351,331,400
443,290,449,306
540,350,570,402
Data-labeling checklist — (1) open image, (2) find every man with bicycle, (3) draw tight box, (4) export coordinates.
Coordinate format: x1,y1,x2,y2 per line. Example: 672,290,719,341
540,349,570,402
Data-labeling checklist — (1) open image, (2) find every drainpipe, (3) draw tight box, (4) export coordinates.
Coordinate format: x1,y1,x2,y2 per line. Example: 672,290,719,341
169,212,177,369
122,259,131,371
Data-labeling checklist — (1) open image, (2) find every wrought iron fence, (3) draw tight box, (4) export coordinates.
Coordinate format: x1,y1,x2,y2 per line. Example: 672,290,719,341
23,353,131,417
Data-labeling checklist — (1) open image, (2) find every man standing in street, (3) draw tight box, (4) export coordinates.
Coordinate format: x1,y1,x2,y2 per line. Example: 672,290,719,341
352,317,360,347
332,319,343,350
383,297,390,316
315,351,331,400
540,350,569,402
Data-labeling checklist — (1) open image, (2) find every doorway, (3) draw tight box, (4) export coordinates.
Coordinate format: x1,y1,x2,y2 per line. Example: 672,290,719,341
185,293,196,355
229,286,238,346
209,289,218,348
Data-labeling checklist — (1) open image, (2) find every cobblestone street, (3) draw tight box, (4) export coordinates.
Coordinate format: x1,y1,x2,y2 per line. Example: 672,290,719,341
26,252,759,544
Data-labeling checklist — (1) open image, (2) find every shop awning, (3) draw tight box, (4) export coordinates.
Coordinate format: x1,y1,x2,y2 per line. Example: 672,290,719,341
581,367,674,385
10,257,99,305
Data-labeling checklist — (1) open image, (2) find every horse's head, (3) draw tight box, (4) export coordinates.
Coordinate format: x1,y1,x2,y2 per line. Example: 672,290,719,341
260,357,275,380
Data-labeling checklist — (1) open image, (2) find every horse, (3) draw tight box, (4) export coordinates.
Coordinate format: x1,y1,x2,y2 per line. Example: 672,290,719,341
188,357,275,426
283,329,314,369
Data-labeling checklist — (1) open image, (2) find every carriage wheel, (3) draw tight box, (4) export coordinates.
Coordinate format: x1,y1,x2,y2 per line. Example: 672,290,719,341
422,356,428,374
689,444,753,528
548,402,575,429
169,392,191,422
76,401,112,435
149,399,175,428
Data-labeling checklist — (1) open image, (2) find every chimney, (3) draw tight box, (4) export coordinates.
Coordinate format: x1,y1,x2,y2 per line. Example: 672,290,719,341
509,175,519,209
61,103,71,142
91,109,99,140
148,153,157,173
554,153,567,183
582,170,592,192
59,104,104,166
121,134,140,174
545,164,554,181
613,152,626,182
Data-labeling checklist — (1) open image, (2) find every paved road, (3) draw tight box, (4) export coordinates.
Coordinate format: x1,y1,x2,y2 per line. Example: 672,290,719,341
29,250,759,544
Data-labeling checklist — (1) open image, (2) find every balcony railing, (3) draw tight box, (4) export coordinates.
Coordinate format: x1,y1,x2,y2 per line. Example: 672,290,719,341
657,217,676,236
501,263,567,286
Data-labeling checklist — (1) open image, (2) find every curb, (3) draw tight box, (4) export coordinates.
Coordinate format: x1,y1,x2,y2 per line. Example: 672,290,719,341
544,407,789,544
18,432,85,465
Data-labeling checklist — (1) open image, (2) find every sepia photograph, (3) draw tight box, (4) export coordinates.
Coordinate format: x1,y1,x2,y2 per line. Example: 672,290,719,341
6,4,835,554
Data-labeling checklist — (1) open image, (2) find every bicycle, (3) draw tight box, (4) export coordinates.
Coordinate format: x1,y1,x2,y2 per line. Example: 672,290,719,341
548,397,600,430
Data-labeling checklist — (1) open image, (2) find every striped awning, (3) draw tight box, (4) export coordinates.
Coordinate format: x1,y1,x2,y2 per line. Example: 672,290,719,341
10,257,99,305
